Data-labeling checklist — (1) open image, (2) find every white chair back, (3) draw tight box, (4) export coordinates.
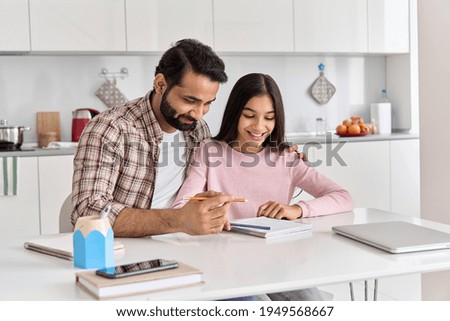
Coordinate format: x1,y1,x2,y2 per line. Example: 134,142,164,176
59,193,73,233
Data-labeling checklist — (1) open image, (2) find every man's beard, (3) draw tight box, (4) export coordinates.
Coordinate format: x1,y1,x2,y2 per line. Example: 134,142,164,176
160,91,197,131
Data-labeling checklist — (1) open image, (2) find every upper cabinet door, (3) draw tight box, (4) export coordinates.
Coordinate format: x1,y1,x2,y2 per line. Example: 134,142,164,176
0,0,30,51
368,0,409,53
30,0,126,51
294,0,368,53
126,0,214,51
213,0,294,52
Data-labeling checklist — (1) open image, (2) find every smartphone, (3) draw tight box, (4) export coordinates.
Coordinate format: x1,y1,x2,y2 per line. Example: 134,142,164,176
96,259,178,279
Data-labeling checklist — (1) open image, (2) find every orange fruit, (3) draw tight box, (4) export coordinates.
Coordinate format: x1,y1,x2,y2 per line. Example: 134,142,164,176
352,118,361,125
360,124,370,134
342,118,352,127
348,124,361,135
336,124,347,135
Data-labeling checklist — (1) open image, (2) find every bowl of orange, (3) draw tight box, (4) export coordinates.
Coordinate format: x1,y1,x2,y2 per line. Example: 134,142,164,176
335,116,372,137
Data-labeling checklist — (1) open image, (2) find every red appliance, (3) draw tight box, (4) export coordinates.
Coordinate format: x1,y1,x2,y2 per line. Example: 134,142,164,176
72,108,100,142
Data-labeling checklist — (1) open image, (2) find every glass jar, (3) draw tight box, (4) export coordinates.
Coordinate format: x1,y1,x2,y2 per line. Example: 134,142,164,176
315,117,327,136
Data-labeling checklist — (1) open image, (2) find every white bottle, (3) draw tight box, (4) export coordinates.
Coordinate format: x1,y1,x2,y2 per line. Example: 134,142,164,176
370,89,392,134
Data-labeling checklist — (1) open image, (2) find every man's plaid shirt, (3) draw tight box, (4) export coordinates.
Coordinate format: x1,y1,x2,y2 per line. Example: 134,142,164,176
71,91,211,226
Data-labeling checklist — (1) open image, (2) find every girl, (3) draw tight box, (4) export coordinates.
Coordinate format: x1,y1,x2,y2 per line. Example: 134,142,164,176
173,73,353,221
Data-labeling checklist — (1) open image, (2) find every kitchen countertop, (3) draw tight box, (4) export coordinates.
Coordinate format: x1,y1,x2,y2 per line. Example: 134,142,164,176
286,132,419,144
0,146,77,157
0,133,419,157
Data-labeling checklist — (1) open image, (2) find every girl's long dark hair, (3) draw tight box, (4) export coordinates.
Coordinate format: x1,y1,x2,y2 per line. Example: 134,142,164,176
214,73,286,151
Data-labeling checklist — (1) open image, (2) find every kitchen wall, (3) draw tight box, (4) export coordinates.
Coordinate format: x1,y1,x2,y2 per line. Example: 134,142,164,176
0,54,386,143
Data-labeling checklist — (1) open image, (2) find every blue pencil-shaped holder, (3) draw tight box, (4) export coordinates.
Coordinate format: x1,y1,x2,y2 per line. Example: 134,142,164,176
73,216,114,269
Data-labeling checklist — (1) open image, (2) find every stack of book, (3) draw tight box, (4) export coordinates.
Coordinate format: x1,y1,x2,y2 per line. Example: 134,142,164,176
76,261,203,299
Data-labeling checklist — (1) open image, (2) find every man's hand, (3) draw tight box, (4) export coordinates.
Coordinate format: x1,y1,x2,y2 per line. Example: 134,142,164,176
178,190,232,235
287,144,308,162
257,201,302,220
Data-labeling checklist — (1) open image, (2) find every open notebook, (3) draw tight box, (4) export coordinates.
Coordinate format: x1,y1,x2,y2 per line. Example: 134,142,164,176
230,216,312,238
24,233,124,260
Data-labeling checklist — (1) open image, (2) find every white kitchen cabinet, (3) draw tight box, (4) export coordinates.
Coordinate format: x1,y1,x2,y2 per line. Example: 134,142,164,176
390,139,420,217
0,0,30,51
292,138,420,217
313,140,391,211
368,0,409,53
126,0,214,51
213,0,294,52
0,157,40,237
294,0,368,53
307,139,420,301
38,155,74,235
294,138,420,218
29,0,126,51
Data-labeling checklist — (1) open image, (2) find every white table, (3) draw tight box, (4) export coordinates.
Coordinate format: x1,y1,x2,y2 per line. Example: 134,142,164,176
2,208,450,300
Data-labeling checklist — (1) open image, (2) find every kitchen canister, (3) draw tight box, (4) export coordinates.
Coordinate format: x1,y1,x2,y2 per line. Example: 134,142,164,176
73,215,114,269
370,89,392,134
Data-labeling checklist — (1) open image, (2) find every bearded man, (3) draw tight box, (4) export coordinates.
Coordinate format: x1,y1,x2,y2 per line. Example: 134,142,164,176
72,39,233,237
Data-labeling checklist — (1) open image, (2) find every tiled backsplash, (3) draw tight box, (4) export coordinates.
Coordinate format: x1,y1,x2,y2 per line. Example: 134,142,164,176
0,54,386,143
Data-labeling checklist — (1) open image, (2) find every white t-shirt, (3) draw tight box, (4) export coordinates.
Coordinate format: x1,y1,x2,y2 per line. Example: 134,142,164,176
151,131,186,209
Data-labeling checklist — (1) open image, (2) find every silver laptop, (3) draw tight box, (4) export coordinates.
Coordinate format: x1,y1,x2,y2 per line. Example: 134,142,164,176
332,221,450,254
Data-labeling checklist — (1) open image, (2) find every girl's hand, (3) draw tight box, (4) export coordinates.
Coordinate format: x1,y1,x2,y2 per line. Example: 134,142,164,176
257,201,303,220
287,144,308,162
